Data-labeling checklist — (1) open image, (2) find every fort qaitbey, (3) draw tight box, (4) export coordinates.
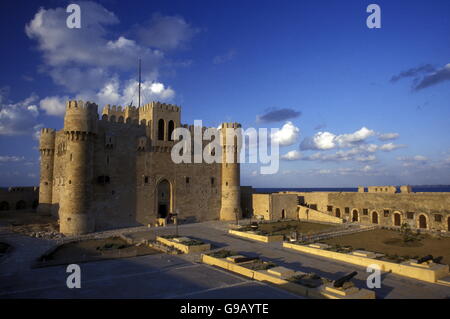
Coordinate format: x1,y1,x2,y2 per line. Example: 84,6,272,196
1,98,450,303
2,0,450,312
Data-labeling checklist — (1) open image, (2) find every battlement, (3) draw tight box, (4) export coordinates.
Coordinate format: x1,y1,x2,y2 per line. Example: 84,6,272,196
39,128,56,150
0,186,39,193
64,100,99,133
66,100,99,114
220,122,241,129
147,101,180,112
41,128,56,134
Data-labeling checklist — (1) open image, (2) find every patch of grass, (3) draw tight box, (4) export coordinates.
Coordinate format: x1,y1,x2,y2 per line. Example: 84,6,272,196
208,250,237,259
96,242,128,251
288,273,328,288
322,228,450,265
182,239,204,246
242,260,276,271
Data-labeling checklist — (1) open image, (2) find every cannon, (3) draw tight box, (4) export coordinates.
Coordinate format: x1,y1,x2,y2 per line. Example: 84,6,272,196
417,255,433,264
333,271,358,288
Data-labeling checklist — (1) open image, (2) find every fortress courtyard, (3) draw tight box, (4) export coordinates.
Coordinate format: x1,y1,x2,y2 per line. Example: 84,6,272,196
1,218,449,299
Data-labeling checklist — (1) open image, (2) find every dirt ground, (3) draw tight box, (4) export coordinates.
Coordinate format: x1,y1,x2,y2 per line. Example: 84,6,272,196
322,228,450,265
257,220,339,236
38,237,161,266
0,242,10,254
0,211,59,236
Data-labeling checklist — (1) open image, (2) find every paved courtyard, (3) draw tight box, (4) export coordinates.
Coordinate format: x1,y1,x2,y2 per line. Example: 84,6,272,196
1,220,449,299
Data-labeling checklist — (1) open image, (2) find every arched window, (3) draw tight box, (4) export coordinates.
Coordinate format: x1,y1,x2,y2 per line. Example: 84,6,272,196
418,214,427,229
168,120,175,141
0,201,10,211
335,208,341,218
372,211,378,224
352,210,359,222
16,200,26,210
158,119,165,141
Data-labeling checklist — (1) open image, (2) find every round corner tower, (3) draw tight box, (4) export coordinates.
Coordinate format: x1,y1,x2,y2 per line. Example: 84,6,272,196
37,128,56,215
219,122,242,221
59,100,98,235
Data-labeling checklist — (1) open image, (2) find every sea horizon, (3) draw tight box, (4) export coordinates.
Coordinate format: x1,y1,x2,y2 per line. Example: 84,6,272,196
254,185,450,193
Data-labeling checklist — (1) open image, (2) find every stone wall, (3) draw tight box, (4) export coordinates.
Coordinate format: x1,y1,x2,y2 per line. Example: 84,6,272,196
287,191,450,232
40,100,242,235
298,205,343,224
0,187,39,212
252,193,297,220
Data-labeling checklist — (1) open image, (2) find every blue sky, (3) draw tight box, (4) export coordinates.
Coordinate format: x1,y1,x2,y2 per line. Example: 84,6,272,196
0,0,449,187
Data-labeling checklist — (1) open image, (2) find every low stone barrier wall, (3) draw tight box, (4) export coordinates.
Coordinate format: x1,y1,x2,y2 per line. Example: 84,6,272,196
156,236,211,254
201,253,375,299
283,242,449,284
298,206,344,224
228,229,284,243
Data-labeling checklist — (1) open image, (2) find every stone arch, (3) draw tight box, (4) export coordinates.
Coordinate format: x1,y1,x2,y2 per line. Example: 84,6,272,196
101,114,108,121
140,119,147,126
125,117,131,124
372,211,379,224
168,120,175,141
281,209,286,219
16,200,26,210
352,209,359,222
118,116,124,123
158,119,165,141
155,178,172,218
335,208,341,218
110,115,116,123
418,214,428,229
393,211,402,226
0,201,10,211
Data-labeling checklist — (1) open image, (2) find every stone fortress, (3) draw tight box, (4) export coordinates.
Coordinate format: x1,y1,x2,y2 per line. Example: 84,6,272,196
1,99,449,236
255,186,450,233
36,100,244,235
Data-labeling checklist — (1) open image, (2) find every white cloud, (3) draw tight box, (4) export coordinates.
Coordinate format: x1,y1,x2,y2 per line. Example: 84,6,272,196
281,150,302,161
213,49,237,64
398,155,428,162
335,127,375,147
378,132,399,141
301,127,374,150
355,155,376,162
0,156,25,162
301,131,336,150
379,142,406,151
25,3,160,71
0,88,41,136
39,96,68,116
25,3,191,102
271,121,300,146
96,78,175,106
135,13,199,50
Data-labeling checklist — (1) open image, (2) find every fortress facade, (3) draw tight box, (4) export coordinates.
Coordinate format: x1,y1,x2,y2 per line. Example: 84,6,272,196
38,100,243,235
254,187,450,232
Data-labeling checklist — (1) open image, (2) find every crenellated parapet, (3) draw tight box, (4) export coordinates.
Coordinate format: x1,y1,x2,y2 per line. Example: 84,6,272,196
146,101,180,112
64,100,98,134
39,128,56,155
